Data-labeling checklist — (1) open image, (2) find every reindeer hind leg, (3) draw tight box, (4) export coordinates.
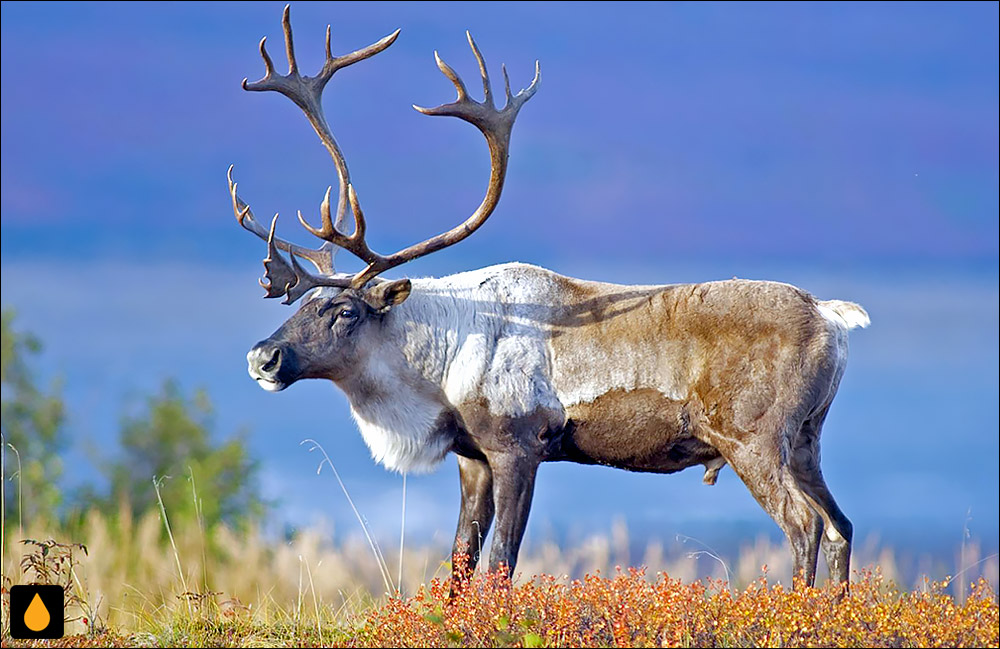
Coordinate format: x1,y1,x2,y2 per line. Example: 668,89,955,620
789,408,853,587
706,421,823,587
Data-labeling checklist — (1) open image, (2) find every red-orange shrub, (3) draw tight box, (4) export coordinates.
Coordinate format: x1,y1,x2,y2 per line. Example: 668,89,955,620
351,559,999,648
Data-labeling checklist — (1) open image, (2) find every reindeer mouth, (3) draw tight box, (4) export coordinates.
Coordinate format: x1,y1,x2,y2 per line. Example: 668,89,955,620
254,376,287,392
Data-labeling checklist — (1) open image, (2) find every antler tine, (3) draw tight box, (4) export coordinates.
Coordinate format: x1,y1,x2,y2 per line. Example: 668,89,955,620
260,214,297,299
257,37,276,79
297,186,335,238
466,32,494,109
320,27,401,81
504,60,540,113
242,4,399,138
228,165,334,275
431,51,469,103
296,184,376,263
346,184,368,244
412,37,540,126
281,4,298,76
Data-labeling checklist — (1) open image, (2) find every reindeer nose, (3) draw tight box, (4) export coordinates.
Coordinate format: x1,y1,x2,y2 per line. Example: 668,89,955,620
261,347,281,372
248,342,283,379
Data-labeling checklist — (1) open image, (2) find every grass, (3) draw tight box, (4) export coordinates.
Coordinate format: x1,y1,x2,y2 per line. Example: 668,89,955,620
0,509,997,647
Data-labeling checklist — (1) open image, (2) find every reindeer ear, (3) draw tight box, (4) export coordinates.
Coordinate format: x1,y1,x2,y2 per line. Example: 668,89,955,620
366,279,412,313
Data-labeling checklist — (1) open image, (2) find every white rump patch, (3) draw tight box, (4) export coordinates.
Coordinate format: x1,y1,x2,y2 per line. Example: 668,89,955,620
817,300,870,330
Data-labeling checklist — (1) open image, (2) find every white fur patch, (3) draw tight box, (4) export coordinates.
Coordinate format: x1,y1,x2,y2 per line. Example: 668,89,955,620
346,352,450,474
551,338,688,407
413,264,565,418
484,333,563,417
443,332,491,405
817,300,870,330
350,400,450,474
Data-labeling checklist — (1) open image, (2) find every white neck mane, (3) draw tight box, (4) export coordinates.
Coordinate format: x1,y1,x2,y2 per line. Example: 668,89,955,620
338,263,567,473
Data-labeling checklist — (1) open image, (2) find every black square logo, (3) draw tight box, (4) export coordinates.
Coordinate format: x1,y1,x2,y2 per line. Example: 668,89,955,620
9,585,64,639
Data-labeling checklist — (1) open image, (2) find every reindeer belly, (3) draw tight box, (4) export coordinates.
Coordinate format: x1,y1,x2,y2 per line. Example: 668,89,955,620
557,388,722,474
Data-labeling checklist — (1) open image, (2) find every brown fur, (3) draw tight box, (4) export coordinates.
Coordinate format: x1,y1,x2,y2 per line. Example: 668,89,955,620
482,275,853,587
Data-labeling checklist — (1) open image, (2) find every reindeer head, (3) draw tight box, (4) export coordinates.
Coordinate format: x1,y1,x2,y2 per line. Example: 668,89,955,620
230,7,538,391
246,279,412,391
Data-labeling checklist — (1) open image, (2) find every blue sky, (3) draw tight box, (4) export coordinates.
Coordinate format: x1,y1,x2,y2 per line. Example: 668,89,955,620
2,2,997,556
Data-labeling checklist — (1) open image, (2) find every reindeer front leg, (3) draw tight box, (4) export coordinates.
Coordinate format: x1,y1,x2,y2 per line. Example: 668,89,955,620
454,402,557,581
486,452,540,575
452,455,494,586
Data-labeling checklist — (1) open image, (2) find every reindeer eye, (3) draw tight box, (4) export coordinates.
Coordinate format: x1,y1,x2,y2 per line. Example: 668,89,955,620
337,308,357,321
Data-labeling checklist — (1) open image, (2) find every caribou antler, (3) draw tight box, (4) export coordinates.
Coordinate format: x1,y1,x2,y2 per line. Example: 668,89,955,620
231,6,539,302
229,4,397,300
229,165,337,276
359,32,540,288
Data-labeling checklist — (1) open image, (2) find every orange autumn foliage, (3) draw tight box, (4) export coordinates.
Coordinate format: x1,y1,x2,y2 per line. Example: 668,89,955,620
352,557,998,648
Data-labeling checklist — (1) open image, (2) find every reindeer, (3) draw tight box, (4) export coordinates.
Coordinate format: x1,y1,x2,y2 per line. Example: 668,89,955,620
229,7,869,589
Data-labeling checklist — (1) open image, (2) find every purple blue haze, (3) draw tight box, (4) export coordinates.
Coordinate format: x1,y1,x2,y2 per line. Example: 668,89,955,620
2,3,997,555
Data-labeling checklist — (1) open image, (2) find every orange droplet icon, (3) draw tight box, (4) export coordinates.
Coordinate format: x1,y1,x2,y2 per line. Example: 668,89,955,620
24,592,51,632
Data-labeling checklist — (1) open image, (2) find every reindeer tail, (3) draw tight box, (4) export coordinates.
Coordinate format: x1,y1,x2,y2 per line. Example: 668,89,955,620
818,299,870,330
